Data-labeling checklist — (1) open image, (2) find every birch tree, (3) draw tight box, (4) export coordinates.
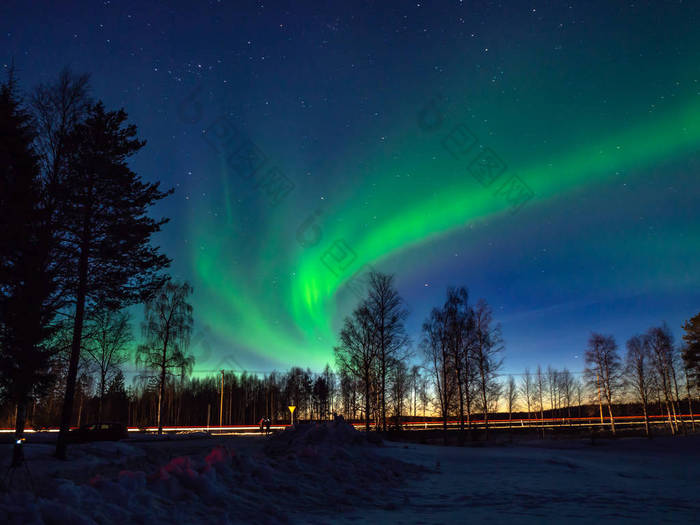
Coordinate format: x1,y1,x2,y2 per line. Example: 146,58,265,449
422,303,453,444
335,303,376,432
366,272,408,431
584,333,622,435
472,299,503,438
647,325,679,434
136,282,194,434
520,368,534,420
535,365,545,436
625,334,655,437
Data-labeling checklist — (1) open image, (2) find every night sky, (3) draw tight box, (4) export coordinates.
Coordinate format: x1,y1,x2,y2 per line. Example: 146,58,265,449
3,1,699,375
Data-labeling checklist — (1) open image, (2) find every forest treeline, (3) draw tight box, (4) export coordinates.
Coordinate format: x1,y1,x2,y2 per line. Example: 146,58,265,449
2,68,700,466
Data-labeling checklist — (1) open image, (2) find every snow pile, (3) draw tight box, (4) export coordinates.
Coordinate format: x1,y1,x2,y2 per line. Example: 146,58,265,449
265,418,378,454
0,422,423,524
258,421,422,516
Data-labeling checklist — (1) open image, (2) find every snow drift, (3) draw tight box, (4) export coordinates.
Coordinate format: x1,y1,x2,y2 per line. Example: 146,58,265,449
0,421,422,524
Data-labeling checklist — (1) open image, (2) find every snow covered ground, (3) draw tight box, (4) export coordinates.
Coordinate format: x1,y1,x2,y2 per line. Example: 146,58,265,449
342,434,700,524
1,424,698,524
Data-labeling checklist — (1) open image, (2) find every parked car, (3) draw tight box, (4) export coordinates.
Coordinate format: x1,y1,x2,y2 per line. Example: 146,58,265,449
67,422,129,443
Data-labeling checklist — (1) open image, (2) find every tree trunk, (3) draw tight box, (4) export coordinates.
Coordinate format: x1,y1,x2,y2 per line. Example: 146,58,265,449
157,366,166,434
685,368,695,432
465,384,472,431
11,402,27,467
413,384,416,418
664,396,675,435
597,374,604,425
481,379,489,440
526,398,531,422
55,239,89,460
157,332,169,434
77,393,83,427
539,391,544,439
364,371,370,433
641,395,650,438
381,357,386,432
606,399,616,435
97,370,106,424
442,359,448,445
456,366,464,433
669,365,686,435
662,374,676,435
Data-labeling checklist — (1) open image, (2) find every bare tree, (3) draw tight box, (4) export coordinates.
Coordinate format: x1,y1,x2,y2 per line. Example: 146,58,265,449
647,324,679,434
338,368,359,420
559,368,575,422
84,308,131,423
546,366,559,418
322,364,336,417
418,373,430,418
584,333,622,435
520,368,534,420
409,365,421,417
574,377,584,418
682,362,696,432
442,287,473,433
389,358,409,428
625,334,654,437
312,374,330,421
366,272,408,432
668,346,686,434
335,302,377,432
472,299,503,438
462,344,477,430
535,365,545,437
136,282,194,434
422,302,453,443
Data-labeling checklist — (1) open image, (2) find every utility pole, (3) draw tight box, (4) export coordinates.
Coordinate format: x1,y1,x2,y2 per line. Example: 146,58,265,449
220,370,225,429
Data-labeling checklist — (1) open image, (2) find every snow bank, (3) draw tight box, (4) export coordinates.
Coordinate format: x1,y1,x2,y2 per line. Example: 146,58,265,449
0,421,422,524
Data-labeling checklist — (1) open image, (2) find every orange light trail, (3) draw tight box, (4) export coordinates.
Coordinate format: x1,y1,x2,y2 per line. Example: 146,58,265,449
1,414,698,434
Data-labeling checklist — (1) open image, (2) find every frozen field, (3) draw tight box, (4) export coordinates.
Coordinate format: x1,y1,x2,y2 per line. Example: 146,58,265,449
346,435,700,524
1,423,698,524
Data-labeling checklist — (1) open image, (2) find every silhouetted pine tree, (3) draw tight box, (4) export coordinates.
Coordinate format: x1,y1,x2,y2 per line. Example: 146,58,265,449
55,101,172,458
0,72,63,466
682,312,700,389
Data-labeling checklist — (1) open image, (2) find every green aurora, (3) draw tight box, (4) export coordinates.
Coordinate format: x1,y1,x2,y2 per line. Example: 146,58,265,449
190,96,700,369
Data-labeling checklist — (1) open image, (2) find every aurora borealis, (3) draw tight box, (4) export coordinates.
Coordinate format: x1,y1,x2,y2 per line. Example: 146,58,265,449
4,1,699,374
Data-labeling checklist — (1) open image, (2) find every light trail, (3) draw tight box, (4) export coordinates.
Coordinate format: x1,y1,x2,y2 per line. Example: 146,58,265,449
1,414,697,434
